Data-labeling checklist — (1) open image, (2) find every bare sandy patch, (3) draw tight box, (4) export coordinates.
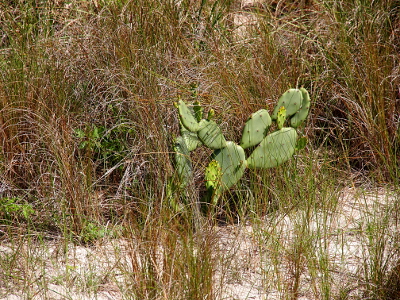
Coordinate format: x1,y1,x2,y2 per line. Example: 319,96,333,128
0,187,398,300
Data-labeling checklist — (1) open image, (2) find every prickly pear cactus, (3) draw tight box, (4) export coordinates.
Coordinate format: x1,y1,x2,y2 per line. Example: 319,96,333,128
173,87,311,206
271,88,302,120
193,100,204,122
276,106,286,130
211,141,247,190
240,109,271,149
180,123,202,152
247,127,297,169
205,160,222,190
197,120,227,149
205,160,223,205
173,136,192,187
290,88,311,128
175,100,203,132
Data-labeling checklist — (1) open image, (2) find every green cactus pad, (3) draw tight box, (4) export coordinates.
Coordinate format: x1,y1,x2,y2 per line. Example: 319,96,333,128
276,106,286,130
290,87,311,128
272,89,303,120
240,109,272,149
177,100,202,132
247,127,298,169
173,136,192,186
212,142,247,190
179,121,202,151
182,130,202,152
197,120,227,150
193,100,204,122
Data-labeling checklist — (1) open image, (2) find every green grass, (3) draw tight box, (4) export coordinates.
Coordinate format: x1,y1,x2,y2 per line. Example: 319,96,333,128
0,0,399,299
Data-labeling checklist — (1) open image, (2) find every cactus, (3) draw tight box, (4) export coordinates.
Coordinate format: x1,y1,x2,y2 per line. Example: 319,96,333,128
290,87,311,128
176,100,203,132
193,100,204,122
247,127,297,169
180,123,202,152
206,142,247,205
211,141,247,190
276,106,286,130
205,160,223,205
271,88,302,120
173,136,192,187
240,109,271,149
198,120,227,149
173,87,311,206
205,160,222,190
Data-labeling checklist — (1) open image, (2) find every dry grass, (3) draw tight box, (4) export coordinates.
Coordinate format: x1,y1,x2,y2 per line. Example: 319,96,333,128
0,0,399,299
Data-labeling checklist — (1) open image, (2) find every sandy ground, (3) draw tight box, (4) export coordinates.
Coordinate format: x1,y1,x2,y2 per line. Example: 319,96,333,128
217,187,398,299
1,187,398,300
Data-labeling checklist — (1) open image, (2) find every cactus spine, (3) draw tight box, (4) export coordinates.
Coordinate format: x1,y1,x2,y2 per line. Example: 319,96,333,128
173,87,311,204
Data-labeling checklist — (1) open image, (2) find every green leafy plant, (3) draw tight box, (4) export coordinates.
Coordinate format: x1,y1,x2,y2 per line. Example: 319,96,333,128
0,197,34,223
173,88,311,204
74,123,133,168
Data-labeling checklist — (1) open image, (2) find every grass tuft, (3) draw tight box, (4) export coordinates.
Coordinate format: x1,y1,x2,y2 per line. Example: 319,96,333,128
0,0,399,298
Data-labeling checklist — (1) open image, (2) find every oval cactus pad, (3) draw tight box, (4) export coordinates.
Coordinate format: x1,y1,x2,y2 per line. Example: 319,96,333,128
240,109,272,149
177,100,201,132
271,88,302,120
173,136,193,185
247,127,298,169
212,142,246,190
182,130,202,152
290,87,311,128
198,120,227,149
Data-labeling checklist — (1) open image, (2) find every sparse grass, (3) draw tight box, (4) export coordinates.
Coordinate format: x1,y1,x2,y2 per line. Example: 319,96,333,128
0,0,399,299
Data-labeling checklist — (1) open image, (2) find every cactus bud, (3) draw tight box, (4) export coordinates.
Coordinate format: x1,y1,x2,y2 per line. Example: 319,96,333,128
207,109,215,121
276,106,286,130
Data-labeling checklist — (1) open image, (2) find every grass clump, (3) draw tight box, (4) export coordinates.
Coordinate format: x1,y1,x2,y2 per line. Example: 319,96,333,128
0,0,399,299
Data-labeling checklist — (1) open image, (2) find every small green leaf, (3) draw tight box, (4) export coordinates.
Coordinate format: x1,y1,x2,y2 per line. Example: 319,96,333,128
22,205,34,219
296,137,307,151
74,129,86,138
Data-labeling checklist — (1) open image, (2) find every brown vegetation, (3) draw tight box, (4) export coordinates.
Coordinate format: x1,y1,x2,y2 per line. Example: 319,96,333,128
0,0,399,299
